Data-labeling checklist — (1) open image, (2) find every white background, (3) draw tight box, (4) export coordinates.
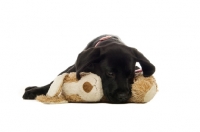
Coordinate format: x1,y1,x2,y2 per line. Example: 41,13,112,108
0,0,200,132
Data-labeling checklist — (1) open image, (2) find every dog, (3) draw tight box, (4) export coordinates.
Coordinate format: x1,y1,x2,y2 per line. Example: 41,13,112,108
23,35,155,103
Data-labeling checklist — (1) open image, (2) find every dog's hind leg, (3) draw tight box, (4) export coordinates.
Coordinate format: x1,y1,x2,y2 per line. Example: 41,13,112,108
22,83,52,99
22,65,76,100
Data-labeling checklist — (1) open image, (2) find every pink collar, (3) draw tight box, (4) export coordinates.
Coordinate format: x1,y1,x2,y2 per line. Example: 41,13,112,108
95,36,112,47
135,69,142,73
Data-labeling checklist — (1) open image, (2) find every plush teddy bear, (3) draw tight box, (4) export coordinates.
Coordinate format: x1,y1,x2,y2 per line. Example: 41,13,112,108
36,70,157,104
128,70,157,103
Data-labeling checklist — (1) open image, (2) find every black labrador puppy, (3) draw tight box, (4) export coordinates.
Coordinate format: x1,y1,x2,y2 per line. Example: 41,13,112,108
23,35,155,103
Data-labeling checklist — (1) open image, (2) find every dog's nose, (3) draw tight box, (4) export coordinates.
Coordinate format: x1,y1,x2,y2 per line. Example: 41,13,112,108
117,93,129,102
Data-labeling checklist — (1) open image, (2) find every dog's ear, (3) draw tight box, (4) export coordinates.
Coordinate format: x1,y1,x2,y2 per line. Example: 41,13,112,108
75,48,102,79
131,48,155,77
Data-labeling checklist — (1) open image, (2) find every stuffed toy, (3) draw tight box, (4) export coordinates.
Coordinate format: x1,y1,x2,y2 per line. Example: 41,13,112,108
36,69,158,104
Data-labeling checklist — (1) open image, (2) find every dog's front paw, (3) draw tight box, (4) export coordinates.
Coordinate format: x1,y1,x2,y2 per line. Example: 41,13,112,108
23,87,38,99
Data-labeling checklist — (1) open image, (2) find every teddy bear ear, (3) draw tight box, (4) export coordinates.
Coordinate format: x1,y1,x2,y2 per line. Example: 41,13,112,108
83,82,93,93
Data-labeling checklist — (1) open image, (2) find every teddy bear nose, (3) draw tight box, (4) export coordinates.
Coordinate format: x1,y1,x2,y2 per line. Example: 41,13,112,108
83,82,93,93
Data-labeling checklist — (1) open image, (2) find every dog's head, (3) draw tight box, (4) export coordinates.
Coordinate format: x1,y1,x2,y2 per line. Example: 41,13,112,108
75,44,155,103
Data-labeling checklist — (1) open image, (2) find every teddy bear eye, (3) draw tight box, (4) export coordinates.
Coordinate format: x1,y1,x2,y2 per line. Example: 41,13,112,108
106,72,115,78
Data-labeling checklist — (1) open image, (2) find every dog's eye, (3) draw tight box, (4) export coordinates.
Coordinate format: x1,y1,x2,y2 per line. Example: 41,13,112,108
106,72,115,78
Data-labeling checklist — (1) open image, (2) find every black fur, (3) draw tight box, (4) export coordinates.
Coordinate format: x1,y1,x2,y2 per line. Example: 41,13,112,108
23,35,155,103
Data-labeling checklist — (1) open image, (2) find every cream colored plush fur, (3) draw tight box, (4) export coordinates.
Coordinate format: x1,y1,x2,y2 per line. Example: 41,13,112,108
36,72,157,104
36,72,103,103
